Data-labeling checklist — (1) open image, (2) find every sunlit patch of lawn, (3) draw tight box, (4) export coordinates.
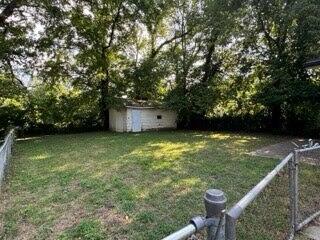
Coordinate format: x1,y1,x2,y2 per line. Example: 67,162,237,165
0,131,319,239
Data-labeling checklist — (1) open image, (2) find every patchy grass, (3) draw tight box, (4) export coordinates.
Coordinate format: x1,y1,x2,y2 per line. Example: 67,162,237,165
0,131,319,239
58,220,106,240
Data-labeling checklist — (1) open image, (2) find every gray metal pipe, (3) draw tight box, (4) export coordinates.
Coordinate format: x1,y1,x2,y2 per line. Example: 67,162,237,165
162,189,227,240
162,224,197,240
225,214,237,240
293,151,299,232
288,156,295,237
228,153,294,219
297,210,320,231
296,145,320,153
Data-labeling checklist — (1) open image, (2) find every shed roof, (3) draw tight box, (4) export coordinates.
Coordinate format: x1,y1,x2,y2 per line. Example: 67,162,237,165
121,99,164,109
304,58,320,69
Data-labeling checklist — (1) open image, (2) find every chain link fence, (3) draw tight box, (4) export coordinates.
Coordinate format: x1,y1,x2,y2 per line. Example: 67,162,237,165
226,153,296,240
295,142,320,232
162,139,320,240
0,129,15,185
231,166,292,240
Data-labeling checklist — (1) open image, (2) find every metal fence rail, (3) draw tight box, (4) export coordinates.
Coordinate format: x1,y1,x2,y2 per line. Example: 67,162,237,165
226,153,295,240
162,141,320,240
0,129,15,185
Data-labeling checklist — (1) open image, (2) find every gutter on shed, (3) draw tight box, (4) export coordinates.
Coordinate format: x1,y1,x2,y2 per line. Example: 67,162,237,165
125,106,157,109
304,58,320,69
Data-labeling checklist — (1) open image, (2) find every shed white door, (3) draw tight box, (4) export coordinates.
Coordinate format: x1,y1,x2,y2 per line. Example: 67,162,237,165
131,110,141,132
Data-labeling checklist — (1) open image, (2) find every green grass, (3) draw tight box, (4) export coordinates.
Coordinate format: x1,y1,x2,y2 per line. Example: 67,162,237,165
0,131,319,239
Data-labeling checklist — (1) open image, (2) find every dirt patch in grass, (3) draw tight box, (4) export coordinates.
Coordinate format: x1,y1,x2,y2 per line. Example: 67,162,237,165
95,206,131,239
95,205,131,227
49,202,131,239
51,205,87,234
16,222,37,240
0,191,11,214
250,139,320,165
47,200,88,240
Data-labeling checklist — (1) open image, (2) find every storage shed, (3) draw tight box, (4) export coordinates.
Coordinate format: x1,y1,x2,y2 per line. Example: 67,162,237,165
109,101,177,132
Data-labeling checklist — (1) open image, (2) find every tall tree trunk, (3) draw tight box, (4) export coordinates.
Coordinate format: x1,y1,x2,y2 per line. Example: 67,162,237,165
99,78,109,130
271,104,281,130
202,40,219,84
97,1,122,130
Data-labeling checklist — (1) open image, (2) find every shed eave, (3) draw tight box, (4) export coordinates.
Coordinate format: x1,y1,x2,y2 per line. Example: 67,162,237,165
125,106,157,109
304,58,320,69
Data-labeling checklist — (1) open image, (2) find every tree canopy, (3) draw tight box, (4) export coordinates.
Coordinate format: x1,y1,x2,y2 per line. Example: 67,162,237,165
1,0,320,136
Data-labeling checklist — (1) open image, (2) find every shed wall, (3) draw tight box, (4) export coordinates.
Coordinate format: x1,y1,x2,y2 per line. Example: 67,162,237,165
109,109,127,132
126,108,177,132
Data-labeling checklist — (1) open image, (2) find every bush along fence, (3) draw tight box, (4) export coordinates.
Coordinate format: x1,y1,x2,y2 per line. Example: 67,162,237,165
162,141,320,240
0,129,15,186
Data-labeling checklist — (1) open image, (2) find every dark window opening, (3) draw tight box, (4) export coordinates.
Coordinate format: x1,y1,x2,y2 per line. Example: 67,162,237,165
157,115,162,120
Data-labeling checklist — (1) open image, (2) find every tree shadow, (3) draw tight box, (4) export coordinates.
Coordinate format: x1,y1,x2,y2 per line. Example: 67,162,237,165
1,131,287,239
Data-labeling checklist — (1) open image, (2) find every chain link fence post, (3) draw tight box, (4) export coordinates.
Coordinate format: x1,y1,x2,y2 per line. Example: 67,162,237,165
204,189,227,240
289,153,295,239
162,189,227,240
289,150,299,238
293,150,299,232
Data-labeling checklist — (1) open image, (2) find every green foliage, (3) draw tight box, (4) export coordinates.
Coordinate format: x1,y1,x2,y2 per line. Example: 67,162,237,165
23,82,101,134
164,0,242,126
0,75,26,134
244,0,320,128
0,0,320,135
128,57,169,100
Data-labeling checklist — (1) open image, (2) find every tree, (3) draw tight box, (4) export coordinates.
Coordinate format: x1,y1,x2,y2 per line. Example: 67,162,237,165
58,0,140,129
1,0,320,135
247,0,320,129
165,0,242,127
0,0,67,132
127,0,183,100
0,72,26,133
0,0,66,87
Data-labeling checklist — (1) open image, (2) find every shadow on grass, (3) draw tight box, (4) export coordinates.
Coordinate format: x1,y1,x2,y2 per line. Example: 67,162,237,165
2,131,315,240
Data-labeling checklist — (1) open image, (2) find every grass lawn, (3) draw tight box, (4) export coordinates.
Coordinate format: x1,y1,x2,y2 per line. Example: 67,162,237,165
0,131,319,240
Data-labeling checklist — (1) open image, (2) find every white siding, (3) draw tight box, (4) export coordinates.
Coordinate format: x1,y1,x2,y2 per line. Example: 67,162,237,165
109,109,127,132
126,108,132,132
125,108,177,132
111,107,177,132
140,109,177,131
109,109,117,131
